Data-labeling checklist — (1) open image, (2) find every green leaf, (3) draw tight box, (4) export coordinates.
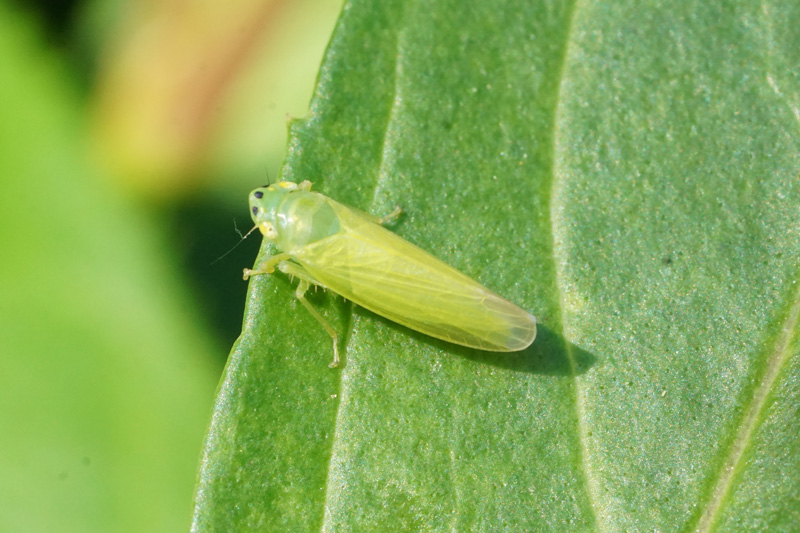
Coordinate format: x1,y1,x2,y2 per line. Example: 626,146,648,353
193,0,800,530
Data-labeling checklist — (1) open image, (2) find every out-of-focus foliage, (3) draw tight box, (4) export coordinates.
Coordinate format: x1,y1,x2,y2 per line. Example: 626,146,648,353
89,0,343,202
0,0,341,530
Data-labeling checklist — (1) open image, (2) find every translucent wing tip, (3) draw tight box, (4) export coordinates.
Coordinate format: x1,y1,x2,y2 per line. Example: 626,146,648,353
505,312,537,351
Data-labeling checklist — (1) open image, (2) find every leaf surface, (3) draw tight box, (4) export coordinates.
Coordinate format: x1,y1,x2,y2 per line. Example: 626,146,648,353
193,0,800,530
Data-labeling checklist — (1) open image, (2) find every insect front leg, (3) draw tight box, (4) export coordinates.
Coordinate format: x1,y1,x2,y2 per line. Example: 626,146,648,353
279,262,341,368
242,252,291,280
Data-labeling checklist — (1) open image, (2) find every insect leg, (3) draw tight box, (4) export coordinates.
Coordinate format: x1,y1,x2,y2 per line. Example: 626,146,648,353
355,205,403,226
375,206,403,226
242,252,291,280
279,262,341,368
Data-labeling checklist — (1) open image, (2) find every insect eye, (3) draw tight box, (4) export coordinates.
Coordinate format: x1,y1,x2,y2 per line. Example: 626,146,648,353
254,191,263,199
252,206,259,216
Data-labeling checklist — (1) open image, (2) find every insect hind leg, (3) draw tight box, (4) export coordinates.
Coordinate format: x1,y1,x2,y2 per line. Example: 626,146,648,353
279,262,341,368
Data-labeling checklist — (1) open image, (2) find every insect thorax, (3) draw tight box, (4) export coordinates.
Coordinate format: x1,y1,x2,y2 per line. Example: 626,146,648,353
273,192,341,252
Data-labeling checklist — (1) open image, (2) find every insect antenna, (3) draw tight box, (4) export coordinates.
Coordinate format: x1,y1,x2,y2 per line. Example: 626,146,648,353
261,165,273,188
210,223,259,265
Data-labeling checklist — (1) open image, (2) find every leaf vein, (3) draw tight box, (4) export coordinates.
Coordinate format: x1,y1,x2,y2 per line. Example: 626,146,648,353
695,281,800,531
318,16,406,530
549,0,603,528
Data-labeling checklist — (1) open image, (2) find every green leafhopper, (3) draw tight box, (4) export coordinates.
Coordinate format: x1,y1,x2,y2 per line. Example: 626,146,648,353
244,180,536,367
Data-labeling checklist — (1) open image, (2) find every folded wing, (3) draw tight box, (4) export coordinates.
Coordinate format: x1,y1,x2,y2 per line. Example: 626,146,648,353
290,200,536,351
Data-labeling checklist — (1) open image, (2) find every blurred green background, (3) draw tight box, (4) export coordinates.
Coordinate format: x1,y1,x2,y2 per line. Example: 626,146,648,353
0,0,341,530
